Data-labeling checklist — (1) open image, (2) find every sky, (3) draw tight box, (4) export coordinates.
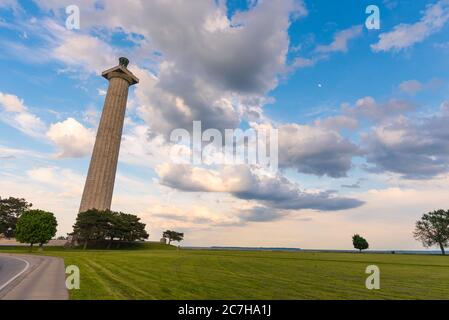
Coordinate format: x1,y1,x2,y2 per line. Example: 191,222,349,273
1,0,449,250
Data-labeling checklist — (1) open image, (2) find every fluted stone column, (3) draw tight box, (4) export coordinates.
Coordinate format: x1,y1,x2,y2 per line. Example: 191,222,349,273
79,57,139,213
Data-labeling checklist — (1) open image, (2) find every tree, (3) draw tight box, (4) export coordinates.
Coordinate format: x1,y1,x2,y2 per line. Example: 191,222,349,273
0,197,32,238
15,210,57,250
414,209,449,255
163,230,184,245
116,213,149,242
103,212,149,249
352,234,369,252
73,209,149,249
73,209,109,249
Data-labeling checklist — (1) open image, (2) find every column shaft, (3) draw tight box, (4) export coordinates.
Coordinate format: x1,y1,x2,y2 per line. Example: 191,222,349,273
79,76,130,213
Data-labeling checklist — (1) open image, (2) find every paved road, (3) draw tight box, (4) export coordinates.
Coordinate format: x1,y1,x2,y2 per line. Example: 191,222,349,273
0,255,29,292
0,254,68,300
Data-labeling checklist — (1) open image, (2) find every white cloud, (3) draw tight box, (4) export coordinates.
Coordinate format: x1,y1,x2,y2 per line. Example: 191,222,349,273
0,91,46,138
0,145,44,160
291,56,316,68
51,29,117,74
314,115,359,131
0,92,26,112
343,96,416,122
27,166,83,195
46,118,95,158
156,164,236,193
399,80,423,95
315,25,363,54
372,0,449,52
11,112,46,136
290,25,362,72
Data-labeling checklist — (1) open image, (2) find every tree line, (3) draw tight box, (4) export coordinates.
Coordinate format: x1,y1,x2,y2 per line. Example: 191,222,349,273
0,196,183,250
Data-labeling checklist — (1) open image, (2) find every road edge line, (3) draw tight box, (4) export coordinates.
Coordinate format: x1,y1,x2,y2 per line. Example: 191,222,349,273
0,256,30,292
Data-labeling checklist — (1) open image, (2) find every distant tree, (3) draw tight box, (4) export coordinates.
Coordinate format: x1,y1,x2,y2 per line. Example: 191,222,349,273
15,210,57,250
163,230,184,245
0,197,32,238
56,236,68,241
414,210,449,255
352,234,369,252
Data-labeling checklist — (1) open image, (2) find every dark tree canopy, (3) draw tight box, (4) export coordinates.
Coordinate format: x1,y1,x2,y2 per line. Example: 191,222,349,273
414,209,449,255
15,210,57,249
73,209,149,249
72,209,109,247
352,234,369,252
163,230,184,245
0,197,32,238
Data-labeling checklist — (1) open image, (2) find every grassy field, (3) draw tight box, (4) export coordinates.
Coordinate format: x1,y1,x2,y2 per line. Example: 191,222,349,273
1,245,449,300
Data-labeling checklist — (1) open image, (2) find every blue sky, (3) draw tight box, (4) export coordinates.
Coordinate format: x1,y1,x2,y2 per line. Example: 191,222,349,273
1,0,449,249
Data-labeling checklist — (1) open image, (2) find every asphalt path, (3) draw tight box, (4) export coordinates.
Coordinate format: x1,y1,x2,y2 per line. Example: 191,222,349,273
0,254,68,300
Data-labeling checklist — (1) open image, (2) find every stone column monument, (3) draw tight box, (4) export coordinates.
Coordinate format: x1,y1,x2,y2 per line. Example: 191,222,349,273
79,57,139,213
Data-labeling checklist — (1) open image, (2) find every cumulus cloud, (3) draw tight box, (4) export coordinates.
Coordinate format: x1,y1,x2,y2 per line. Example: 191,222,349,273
362,108,449,179
134,65,241,137
343,96,416,122
372,0,449,52
155,119,360,179
0,92,95,158
157,164,364,215
33,0,307,137
23,1,364,182
156,163,230,193
231,171,364,211
46,118,95,158
119,122,194,169
278,124,359,177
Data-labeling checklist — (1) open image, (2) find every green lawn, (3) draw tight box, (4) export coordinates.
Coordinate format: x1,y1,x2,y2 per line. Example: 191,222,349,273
2,245,449,300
